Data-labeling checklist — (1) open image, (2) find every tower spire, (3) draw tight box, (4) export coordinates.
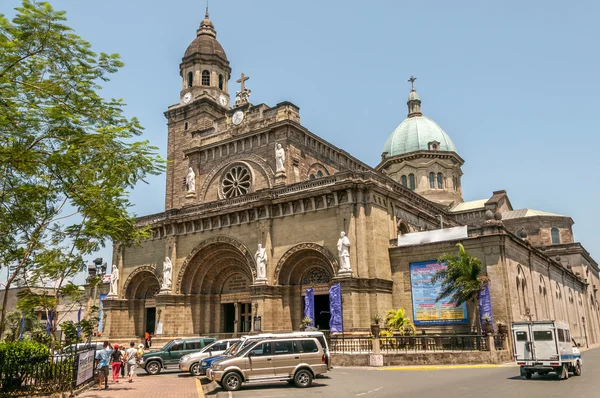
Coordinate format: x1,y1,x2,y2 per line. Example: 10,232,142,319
406,75,422,118
205,0,209,18
197,1,216,38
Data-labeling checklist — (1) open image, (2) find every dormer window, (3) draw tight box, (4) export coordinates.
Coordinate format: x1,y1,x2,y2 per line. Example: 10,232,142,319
428,141,440,151
551,227,560,244
202,70,210,86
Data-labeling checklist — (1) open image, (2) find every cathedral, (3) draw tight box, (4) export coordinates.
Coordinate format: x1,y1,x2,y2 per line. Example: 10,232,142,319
100,11,600,346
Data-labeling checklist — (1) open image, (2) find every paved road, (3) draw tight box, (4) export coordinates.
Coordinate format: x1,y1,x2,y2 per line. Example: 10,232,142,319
203,348,600,398
79,349,600,398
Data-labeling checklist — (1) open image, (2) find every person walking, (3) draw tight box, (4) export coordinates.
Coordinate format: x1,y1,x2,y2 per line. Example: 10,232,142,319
111,344,123,383
120,344,126,378
124,341,139,383
95,341,113,390
144,331,150,349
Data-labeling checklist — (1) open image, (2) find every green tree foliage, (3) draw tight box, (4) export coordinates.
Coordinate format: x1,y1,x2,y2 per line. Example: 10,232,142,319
385,308,416,336
0,1,164,340
2,309,45,342
431,243,489,331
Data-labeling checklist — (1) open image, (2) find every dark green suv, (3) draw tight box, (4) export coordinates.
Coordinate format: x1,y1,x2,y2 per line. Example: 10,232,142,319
140,337,215,375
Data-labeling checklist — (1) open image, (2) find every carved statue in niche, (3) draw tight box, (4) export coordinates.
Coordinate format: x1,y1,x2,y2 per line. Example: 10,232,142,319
337,231,352,272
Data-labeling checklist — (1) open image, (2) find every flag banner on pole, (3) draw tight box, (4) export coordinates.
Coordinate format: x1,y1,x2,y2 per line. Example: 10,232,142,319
304,288,314,327
478,283,494,332
77,307,82,339
18,312,25,341
329,283,343,332
46,310,54,336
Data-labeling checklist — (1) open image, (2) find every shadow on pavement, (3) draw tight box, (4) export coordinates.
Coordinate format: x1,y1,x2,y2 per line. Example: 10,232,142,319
206,382,327,395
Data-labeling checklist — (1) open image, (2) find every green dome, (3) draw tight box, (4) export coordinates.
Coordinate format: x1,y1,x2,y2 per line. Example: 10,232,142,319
382,115,457,156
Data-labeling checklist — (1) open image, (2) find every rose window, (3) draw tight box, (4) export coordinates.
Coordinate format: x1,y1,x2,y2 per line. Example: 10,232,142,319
222,165,252,198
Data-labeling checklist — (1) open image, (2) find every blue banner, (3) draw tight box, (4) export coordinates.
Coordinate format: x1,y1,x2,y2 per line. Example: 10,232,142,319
18,312,25,341
478,283,494,332
98,294,107,333
45,310,54,336
410,260,468,326
77,307,82,339
304,288,314,327
329,283,343,332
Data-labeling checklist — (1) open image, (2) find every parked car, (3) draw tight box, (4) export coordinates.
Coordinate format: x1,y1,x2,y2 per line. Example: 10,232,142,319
139,337,215,375
179,338,239,376
207,336,328,391
199,331,330,375
513,320,582,380
53,341,104,363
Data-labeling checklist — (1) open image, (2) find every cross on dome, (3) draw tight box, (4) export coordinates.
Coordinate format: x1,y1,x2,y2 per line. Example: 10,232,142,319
408,75,417,90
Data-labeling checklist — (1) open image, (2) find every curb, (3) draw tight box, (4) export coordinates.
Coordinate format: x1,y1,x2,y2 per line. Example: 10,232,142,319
378,363,517,371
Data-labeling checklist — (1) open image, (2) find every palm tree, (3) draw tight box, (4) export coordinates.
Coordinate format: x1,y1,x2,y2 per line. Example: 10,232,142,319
431,243,489,333
385,308,416,336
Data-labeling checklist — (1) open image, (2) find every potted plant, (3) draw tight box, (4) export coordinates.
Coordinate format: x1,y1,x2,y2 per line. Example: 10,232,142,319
300,316,313,331
482,314,493,335
370,313,382,337
497,320,508,335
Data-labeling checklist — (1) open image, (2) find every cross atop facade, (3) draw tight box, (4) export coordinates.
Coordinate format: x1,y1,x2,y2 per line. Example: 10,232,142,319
408,75,417,89
236,72,249,93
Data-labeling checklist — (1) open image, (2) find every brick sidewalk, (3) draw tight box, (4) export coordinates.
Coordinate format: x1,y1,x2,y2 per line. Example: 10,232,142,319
78,373,202,398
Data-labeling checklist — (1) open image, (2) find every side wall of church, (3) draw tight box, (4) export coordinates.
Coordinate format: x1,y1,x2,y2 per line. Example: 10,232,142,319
388,233,600,346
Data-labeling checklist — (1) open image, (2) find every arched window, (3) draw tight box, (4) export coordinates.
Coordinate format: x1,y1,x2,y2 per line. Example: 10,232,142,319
202,70,210,86
187,72,193,88
218,74,224,90
516,266,528,316
551,227,560,244
429,172,435,189
437,173,443,189
401,175,407,187
184,122,188,131
309,174,315,181
539,276,549,319
316,170,323,178
409,174,416,191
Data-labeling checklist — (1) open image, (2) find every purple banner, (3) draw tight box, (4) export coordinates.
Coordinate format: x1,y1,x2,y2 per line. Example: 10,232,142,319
329,283,343,332
478,283,494,332
304,288,314,327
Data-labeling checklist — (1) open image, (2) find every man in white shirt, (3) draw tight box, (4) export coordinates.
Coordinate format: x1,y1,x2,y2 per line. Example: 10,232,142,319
124,341,139,383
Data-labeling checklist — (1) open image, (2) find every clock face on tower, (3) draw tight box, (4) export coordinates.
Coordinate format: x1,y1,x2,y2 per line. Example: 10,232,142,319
182,92,192,104
219,95,228,107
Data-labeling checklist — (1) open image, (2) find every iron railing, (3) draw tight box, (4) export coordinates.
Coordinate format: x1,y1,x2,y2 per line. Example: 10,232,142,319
329,334,506,354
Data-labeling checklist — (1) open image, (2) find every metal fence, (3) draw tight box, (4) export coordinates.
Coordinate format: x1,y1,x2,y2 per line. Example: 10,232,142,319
329,334,505,354
0,347,95,397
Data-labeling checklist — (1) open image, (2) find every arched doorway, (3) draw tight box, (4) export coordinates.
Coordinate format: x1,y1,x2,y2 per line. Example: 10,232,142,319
123,267,160,338
177,236,255,334
276,243,337,331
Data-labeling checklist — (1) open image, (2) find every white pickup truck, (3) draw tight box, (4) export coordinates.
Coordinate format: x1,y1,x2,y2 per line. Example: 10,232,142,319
512,321,582,380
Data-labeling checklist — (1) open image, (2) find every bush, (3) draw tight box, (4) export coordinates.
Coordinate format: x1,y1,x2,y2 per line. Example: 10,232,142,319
0,341,51,392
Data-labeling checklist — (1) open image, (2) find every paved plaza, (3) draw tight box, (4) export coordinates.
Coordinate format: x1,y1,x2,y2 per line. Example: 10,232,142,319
77,348,600,398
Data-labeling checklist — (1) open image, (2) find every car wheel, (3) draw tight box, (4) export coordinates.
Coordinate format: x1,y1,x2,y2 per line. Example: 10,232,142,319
525,371,532,379
222,372,242,391
190,363,201,376
145,361,161,375
294,369,313,388
574,363,582,376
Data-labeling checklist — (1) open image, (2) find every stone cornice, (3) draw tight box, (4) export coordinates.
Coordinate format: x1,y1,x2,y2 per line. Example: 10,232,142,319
376,150,465,171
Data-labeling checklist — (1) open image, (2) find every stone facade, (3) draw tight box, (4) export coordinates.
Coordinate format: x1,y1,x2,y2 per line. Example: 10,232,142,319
98,12,600,348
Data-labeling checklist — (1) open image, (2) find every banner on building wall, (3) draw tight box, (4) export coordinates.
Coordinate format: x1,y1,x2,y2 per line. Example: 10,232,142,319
398,226,468,247
304,288,314,327
329,283,343,332
98,294,108,333
410,260,468,326
478,283,494,332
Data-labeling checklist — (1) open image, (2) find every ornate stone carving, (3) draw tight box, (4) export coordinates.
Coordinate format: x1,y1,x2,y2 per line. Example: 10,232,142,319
121,265,162,298
254,244,268,281
198,154,274,202
302,267,331,285
108,265,119,297
175,236,256,294
275,143,285,173
274,243,338,284
186,167,196,193
337,231,352,273
161,257,172,292
221,164,252,198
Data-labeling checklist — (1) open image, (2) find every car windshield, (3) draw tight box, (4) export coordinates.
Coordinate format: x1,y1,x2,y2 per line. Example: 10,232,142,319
235,341,258,357
223,341,242,355
160,341,173,351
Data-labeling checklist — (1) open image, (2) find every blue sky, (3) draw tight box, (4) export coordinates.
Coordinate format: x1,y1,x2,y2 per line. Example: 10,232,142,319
3,0,599,282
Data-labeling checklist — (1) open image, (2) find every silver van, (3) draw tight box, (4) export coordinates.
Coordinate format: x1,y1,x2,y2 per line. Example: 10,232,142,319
206,337,328,391
179,338,238,375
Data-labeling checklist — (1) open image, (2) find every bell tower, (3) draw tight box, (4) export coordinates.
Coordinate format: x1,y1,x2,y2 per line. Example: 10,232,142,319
179,8,231,108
